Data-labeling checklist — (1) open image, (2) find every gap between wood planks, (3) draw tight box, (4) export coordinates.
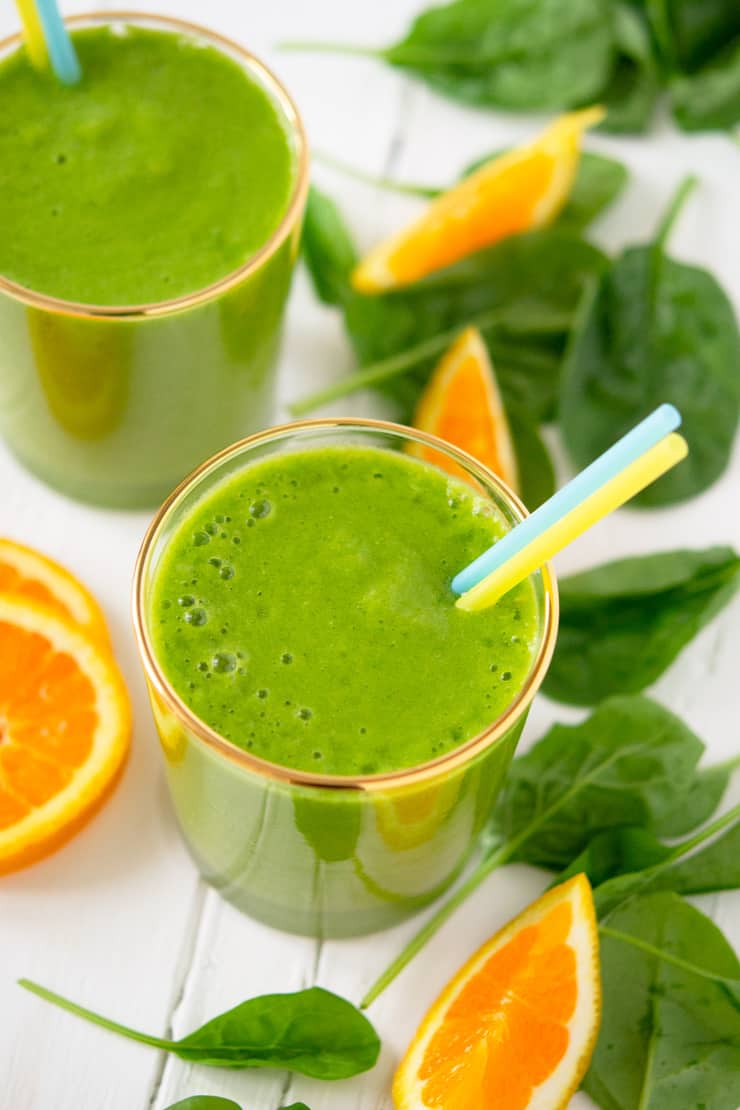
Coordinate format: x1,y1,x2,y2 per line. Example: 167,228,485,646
146,879,209,1109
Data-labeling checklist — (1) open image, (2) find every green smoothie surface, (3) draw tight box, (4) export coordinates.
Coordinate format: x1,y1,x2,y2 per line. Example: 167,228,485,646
149,446,540,776
0,24,296,304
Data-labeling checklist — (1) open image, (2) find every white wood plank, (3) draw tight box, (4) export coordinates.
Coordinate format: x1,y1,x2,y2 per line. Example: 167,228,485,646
0,447,204,1110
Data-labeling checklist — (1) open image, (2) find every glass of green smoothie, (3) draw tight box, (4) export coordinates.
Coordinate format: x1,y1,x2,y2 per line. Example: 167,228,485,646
0,13,307,507
133,419,558,938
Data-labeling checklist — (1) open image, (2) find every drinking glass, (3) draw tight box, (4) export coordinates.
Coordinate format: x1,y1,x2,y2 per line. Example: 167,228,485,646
133,419,558,937
0,13,308,507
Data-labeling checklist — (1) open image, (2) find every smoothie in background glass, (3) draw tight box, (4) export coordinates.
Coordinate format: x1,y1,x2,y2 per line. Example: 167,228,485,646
133,420,558,938
0,14,307,506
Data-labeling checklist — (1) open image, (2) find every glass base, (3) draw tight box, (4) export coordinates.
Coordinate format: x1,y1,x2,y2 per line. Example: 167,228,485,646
193,840,466,939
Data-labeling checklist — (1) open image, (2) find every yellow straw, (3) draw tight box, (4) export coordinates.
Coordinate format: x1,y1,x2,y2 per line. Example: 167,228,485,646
457,433,688,612
15,0,49,70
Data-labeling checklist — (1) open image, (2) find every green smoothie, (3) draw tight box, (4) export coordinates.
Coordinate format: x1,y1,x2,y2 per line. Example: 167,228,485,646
0,17,305,507
149,445,539,776
0,25,295,303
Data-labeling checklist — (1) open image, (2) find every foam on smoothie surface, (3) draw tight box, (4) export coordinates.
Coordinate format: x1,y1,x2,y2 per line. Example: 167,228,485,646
150,447,540,776
0,25,296,304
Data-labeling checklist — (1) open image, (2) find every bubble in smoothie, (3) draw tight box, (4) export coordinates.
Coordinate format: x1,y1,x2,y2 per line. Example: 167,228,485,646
249,499,272,519
184,607,207,626
212,651,237,673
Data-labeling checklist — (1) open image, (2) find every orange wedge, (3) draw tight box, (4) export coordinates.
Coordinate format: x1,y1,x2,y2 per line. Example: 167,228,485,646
410,326,519,492
0,538,109,647
393,874,600,1110
353,106,604,293
0,594,131,873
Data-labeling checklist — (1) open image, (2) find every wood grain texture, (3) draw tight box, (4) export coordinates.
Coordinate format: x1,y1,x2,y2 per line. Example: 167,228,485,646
1,2,739,1109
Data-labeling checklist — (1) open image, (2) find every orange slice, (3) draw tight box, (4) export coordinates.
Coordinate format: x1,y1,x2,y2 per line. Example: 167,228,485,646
0,594,131,873
353,106,604,293
410,326,519,492
0,538,109,647
393,874,600,1110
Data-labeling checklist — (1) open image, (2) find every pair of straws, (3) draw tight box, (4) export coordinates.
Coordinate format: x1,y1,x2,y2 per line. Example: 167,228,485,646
454,404,687,611
15,0,80,83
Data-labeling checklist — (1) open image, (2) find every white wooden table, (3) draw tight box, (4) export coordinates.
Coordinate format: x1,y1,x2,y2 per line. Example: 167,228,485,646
2,3,739,1108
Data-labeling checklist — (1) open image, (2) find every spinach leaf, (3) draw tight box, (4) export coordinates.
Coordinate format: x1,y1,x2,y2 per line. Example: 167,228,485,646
671,36,740,130
361,695,712,1007
584,893,740,1110
560,177,740,505
560,795,740,899
543,547,740,705
298,187,607,423
164,1102,309,1110
553,152,629,231
164,1101,242,1110
292,323,567,424
381,0,615,111
595,2,660,133
460,150,629,233
655,760,734,837
174,988,377,1075
301,185,357,307
288,2,737,132
558,825,672,887
343,229,607,421
489,336,566,425
346,230,605,362
492,695,704,869
646,0,740,72
18,981,380,1080
594,803,740,916
507,403,556,509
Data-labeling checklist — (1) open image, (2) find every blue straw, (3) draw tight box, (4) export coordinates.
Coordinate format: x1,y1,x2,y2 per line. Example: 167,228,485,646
36,0,81,85
451,403,682,595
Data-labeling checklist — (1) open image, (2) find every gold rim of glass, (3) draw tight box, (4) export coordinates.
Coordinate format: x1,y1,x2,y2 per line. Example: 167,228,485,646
132,418,559,792
0,10,309,320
